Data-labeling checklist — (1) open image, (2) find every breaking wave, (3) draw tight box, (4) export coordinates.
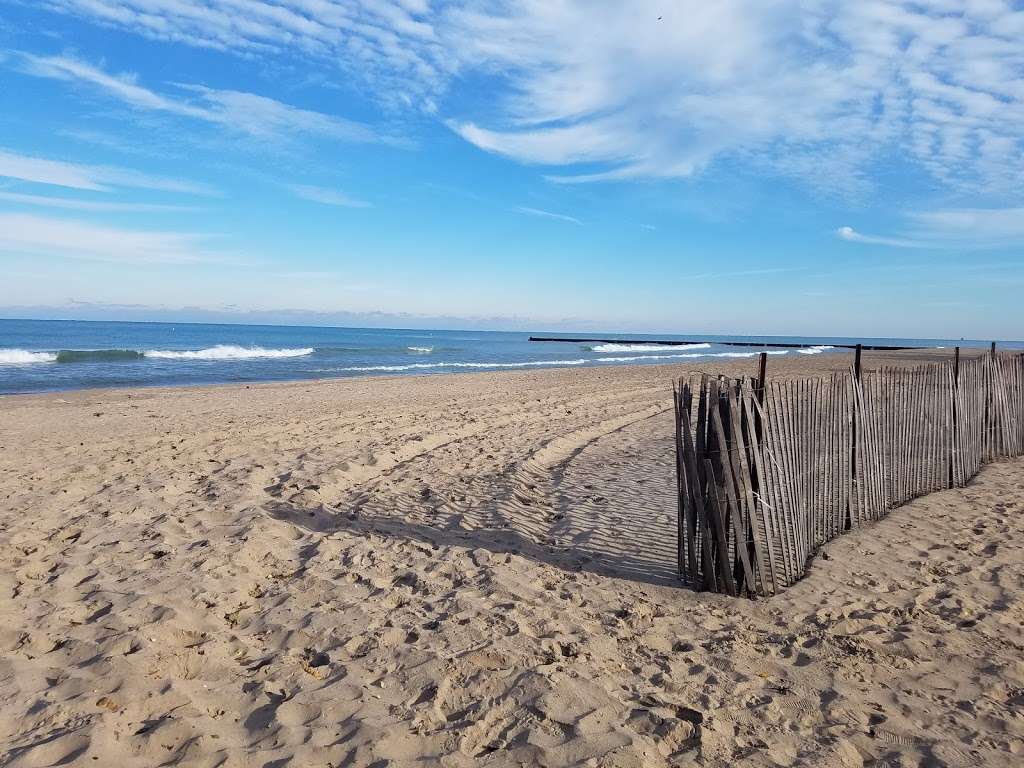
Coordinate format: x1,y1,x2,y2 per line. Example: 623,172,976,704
407,346,434,353
145,345,314,360
1,345,315,364
0,348,58,364
796,345,836,355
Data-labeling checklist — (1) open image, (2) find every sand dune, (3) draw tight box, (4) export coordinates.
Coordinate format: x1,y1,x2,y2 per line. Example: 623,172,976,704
1,355,1021,766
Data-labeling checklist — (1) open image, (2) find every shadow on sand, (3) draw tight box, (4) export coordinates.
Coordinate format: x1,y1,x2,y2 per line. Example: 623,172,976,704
264,415,682,588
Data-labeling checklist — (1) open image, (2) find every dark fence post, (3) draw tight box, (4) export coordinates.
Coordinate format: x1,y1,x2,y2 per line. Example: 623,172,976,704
848,344,862,530
950,346,960,488
756,352,768,402
673,381,684,581
753,351,768,444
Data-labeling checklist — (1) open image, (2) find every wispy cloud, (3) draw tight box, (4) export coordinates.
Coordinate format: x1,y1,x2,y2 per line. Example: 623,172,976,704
446,2,1024,192
179,84,388,144
25,2,1024,198
16,53,398,145
0,190,198,212
839,207,1024,250
0,212,216,263
907,208,1024,245
35,1,445,107
287,184,371,208
836,226,927,249
0,148,216,195
19,52,211,118
514,206,582,225
0,148,105,191
58,128,160,157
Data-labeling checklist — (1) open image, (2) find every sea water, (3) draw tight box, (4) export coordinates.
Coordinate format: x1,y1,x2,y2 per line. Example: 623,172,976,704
0,318,1016,394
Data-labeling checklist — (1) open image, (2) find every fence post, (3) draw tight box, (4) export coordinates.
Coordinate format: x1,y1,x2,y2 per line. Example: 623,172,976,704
756,352,768,403
752,351,768,446
986,342,997,458
673,381,684,581
848,344,862,530
950,346,959,488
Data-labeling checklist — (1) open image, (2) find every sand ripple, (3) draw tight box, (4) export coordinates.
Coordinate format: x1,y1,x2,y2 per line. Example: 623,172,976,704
1,356,1021,766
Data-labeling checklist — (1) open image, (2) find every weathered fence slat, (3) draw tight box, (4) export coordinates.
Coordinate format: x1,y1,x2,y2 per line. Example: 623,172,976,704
675,352,1024,595
743,387,779,594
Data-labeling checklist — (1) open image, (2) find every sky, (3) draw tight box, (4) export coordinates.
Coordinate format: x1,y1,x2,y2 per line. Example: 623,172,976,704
0,1,1022,338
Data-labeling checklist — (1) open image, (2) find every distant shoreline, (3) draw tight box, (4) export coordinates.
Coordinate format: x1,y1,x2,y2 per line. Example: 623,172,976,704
0,347,981,400
2,318,1016,396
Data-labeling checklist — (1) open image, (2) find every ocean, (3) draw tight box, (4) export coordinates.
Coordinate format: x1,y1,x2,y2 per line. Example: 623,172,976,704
0,318,1017,395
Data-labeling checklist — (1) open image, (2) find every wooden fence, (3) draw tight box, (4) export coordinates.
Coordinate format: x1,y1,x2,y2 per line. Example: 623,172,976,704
673,350,1024,597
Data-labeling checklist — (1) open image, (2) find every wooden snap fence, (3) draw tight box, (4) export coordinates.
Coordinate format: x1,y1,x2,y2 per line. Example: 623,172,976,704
673,348,1024,597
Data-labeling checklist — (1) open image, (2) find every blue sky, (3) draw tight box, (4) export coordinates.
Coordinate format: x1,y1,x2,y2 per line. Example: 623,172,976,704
0,1,1022,338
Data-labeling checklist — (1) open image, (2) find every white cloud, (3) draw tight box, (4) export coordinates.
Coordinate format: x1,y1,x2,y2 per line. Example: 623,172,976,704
39,0,447,106
514,206,582,225
20,53,211,119
17,53,394,145
178,85,387,144
0,191,198,212
287,184,371,208
445,1,1024,190
453,121,638,168
0,148,106,191
0,148,216,194
0,212,214,263
838,207,1024,249
836,226,927,249
29,2,1024,194
907,208,1024,244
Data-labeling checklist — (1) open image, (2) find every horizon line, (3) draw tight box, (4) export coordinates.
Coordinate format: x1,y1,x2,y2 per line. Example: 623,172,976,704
0,315,1016,346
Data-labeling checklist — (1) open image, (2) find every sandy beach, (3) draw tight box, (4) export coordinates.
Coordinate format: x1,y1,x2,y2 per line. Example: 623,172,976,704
1,353,1021,767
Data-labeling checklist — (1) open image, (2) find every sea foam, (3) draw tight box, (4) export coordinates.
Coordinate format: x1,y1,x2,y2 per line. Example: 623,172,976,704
713,350,790,358
0,348,58,364
145,345,314,360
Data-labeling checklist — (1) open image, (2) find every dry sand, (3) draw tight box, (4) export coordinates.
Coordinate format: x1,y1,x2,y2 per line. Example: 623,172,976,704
1,353,1021,767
